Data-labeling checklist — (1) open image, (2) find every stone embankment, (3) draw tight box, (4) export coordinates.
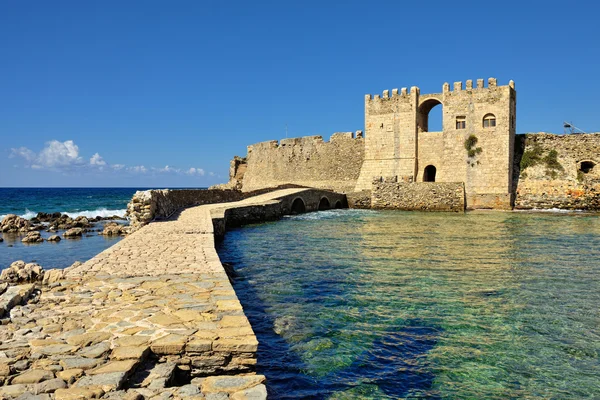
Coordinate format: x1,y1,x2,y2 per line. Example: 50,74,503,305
0,188,345,399
371,178,465,212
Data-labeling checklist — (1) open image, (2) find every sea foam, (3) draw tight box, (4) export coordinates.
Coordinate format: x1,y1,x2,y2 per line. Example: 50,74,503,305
0,208,127,221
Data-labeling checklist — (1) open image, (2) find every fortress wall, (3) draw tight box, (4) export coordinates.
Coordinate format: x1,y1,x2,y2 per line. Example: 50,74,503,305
371,179,465,212
514,133,600,209
239,132,365,193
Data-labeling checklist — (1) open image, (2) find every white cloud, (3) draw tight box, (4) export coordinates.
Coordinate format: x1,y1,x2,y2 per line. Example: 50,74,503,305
10,140,208,179
35,140,83,169
90,153,106,167
186,167,205,176
127,165,147,174
10,147,36,162
154,165,181,174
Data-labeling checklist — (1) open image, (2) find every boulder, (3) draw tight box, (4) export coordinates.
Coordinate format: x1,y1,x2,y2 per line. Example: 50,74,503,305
72,216,91,228
47,235,61,242
0,261,45,283
1,215,31,233
99,223,129,236
21,231,43,243
42,269,65,285
35,212,62,223
63,228,83,238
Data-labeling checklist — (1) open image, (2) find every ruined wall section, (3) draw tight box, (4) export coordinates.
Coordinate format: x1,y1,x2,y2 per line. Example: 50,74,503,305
515,133,600,209
371,177,465,212
239,132,365,193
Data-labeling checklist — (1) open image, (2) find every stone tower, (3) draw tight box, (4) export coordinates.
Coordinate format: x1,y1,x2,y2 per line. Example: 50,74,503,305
355,78,516,208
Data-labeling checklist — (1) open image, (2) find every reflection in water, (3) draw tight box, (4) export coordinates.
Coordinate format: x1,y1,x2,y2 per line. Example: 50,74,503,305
217,210,600,399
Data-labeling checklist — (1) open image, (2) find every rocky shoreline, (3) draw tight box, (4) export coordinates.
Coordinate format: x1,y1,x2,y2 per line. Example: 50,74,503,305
0,213,130,248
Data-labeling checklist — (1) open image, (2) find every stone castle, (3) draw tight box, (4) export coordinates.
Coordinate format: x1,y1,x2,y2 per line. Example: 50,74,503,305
222,78,600,211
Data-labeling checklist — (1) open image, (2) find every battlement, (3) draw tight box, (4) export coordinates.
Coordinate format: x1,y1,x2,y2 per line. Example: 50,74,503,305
366,78,515,101
247,132,363,153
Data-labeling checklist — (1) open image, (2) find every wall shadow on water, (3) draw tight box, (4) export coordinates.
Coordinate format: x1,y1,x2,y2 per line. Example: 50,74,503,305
218,248,441,399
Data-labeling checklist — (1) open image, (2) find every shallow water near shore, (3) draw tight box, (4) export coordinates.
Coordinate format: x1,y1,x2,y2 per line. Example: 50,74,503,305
217,209,600,399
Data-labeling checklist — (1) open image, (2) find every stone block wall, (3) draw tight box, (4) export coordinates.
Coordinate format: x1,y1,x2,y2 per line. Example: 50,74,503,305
236,132,365,193
371,179,465,212
126,189,245,228
514,132,600,209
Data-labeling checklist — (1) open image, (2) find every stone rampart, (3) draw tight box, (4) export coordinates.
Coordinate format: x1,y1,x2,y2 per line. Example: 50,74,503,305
514,133,600,209
237,132,365,193
371,178,465,212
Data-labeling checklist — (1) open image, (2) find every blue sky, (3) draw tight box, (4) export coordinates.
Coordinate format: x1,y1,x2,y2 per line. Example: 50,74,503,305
1,1,598,187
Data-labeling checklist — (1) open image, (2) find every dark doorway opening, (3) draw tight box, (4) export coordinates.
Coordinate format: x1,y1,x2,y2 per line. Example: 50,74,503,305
290,198,306,214
580,161,595,174
334,201,342,209
318,197,330,211
423,165,437,182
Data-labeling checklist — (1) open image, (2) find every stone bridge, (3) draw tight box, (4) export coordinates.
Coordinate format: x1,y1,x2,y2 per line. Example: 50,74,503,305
0,188,346,399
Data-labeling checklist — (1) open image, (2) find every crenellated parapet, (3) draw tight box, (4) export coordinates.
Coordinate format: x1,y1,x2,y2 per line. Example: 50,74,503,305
247,132,363,154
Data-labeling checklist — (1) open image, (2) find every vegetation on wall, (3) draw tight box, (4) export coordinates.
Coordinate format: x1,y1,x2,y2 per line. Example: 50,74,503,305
464,135,482,167
520,141,564,178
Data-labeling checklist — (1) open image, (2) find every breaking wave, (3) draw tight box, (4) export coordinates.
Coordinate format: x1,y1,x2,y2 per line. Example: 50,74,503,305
0,208,127,221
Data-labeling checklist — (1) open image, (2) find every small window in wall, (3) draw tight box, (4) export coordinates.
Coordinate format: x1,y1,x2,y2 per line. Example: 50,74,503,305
483,113,496,128
456,116,466,130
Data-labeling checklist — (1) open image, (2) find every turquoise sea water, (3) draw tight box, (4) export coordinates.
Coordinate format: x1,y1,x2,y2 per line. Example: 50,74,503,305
217,209,600,399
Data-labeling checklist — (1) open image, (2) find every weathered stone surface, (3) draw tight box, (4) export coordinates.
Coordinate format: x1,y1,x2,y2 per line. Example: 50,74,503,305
66,332,111,347
201,375,266,394
63,228,84,238
33,377,67,393
56,368,83,384
371,181,465,212
59,357,103,371
42,269,64,285
231,384,268,400
11,369,54,384
78,341,110,359
88,360,138,376
110,346,149,361
54,387,105,399
186,339,211,353
47,235,61,242
1,261,44,284
213,338,258,353
0,384,31,398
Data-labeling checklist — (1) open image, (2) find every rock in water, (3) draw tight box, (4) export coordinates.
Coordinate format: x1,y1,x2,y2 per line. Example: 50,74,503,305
21,231,43,243
63,228,84,238
99,223,129,236
0,215,31,233
42,269,65,285
47,235,61,242
0,261,45,283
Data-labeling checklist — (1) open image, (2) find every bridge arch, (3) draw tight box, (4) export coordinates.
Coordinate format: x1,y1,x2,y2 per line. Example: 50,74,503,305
318,197,331,210
290,197,306,214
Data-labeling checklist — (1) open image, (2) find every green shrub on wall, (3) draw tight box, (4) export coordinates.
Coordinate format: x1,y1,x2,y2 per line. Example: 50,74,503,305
520,142,564,178
464,135,482,166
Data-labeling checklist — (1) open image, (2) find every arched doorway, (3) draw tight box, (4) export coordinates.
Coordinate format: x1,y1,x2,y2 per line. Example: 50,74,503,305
423,165,437,182
418,99,443,132
318,197,330,210
334,200,342,209
290,198,306,214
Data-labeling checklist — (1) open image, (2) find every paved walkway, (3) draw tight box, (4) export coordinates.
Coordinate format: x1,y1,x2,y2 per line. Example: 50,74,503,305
0,189,308,399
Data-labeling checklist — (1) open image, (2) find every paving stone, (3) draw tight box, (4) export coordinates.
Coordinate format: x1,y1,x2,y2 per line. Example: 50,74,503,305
201,375,266,394
74,371,129,392
33,377,67,393
88,360,138,375
59,357,103,371
56,368,84,384
0,384,31,398
150,334,187,355
114,335,151,347
78,341,111,358
212,338,258,353
54,387,105,399
11,369,54,384
110,346,150,361
186,339,212,353
66,332,111,347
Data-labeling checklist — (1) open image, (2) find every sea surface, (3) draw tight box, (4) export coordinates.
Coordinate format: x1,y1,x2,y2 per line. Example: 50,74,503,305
0,188,141,269
217,209,600,399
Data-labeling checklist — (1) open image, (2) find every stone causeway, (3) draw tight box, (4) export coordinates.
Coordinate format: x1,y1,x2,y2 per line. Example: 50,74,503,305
0,188,342,399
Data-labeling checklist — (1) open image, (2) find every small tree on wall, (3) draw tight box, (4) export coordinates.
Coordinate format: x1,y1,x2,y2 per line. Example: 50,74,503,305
464,135,482,167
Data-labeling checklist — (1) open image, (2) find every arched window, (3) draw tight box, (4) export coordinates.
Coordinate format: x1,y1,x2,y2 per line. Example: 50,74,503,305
483,113,496,128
